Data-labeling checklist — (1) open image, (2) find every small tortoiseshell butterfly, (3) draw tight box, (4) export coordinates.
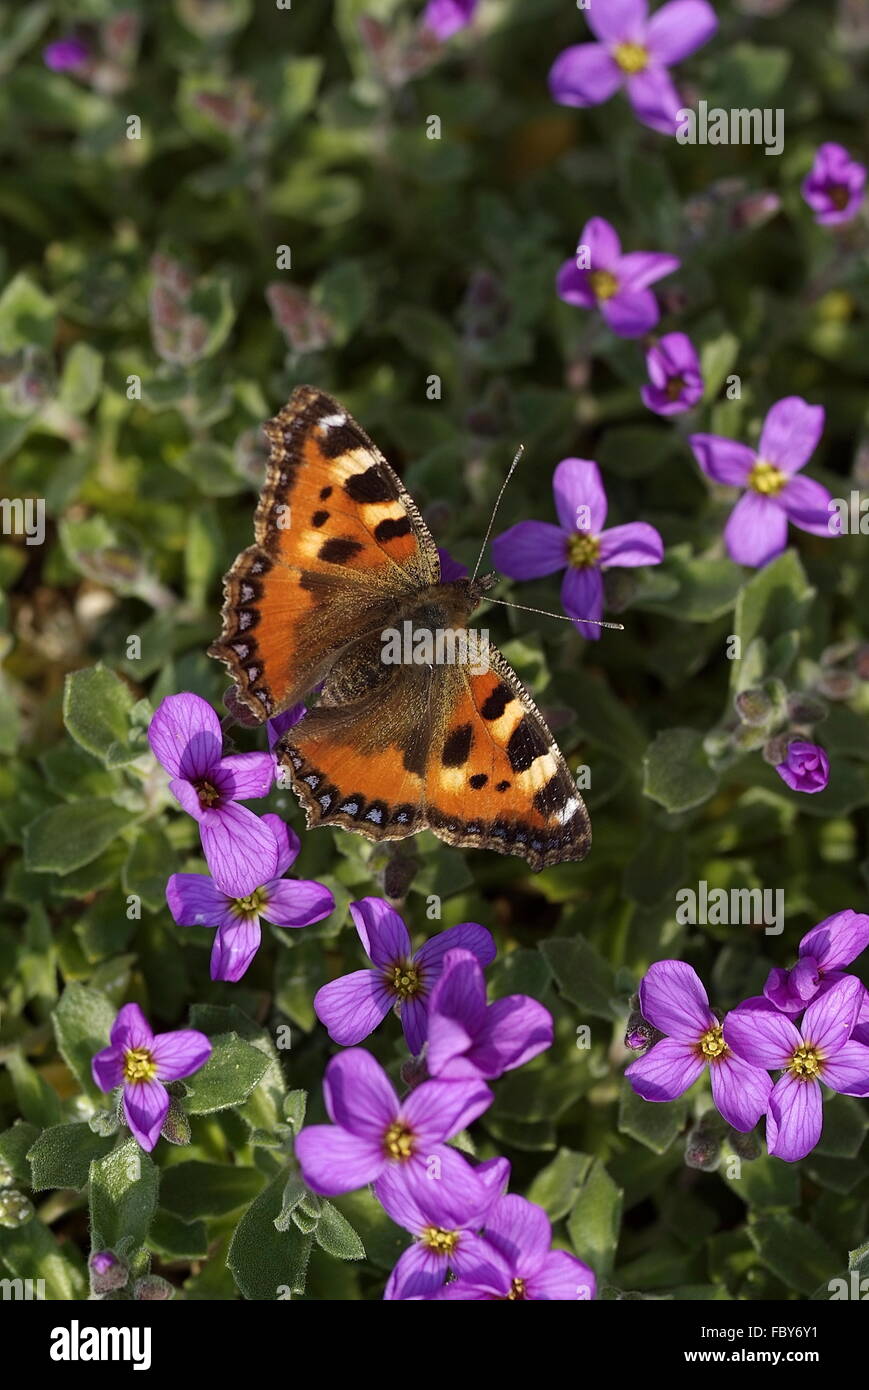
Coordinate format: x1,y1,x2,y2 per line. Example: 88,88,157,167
208,386,591,870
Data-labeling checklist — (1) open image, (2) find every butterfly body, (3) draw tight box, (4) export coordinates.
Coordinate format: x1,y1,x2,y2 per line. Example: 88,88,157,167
209,386,591,870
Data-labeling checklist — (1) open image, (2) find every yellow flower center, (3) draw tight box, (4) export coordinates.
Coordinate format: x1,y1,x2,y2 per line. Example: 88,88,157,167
568,532,602,569
420,1226,460,1255
587,269,619,301
196,778,221,808
506,1278,528,1300
231,887,267,918
387,960,422,1001
123,1047,157,1084
613,41,649,74
383,1121,415,1161
748,460,787,496
789,1043,823,1081
697,1025,728,1062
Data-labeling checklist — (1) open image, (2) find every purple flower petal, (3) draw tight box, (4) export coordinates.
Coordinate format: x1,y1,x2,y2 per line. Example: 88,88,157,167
123,1079,169,1152
384,1243,446,1301
92,1046,124,1092
599,521,664,568
710,1054,772,1132
267,705,307,750
210,917,261,981
437,547,468,582
617,251,681,293
758,397,825,474
323,1049,399,1137
801,910,869,972
216,751,275,801
295,1124,385,1195
491,521,568,580
645,0,718,64
169,777,205,823
548,44,623,108
779,474,834,536
724,491,788,569
261,813,300,876
415,922,496,974
423,0,478,40
475,994,554,1076
553,456,608,534
428,948,488,1027
637,959,714,1040
377,1144,496,1232
426,1013,476,1078
199,802,279,898
264,879,335,928
526,1249,597,1301
450,1231,516,1290
775,740,829,794
402,1076,492,1147
166,874,233,929
689,434,755,485
350,897,411,969
724,997,800,1069
400,996,431,1056
148,693,222,781
556,259,597,309
625,1037,706,1100
601,287,660,337
820,1040,869,1097
586,0,647,44
483,1194,551,1275
562,565,604,641
579,216,622,272
314,970,392,1046
626,65,683,135
150,1029,212,1081
766,1073,822,1162
802,975,863,1055
110,1002,153,1052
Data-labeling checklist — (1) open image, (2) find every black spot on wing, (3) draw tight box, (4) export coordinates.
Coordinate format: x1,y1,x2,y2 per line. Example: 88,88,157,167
495,779,510,792
318,423,364,458
319,537,363,564
481,683,512,720
533,774,571,818
319,485,333,500
506,717,549,773
442,723,473,768
374,516,412,543
469,773,488,789
311,510,329,527
344,467,395,503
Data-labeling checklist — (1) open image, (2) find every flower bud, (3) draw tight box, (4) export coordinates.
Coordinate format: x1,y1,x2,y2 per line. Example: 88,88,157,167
734,688,773,727
133,1275,175,1301
786,691,828,725
89,1250,129,1294
761,733,790,766
727,1127,762,1162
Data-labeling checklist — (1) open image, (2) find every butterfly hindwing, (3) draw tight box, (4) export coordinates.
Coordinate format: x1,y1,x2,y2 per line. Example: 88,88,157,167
208,386,439,722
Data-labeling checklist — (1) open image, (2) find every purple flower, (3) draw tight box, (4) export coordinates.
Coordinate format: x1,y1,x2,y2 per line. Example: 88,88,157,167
492,456,664,640
314,898,495,1054
764,910,869,1017
148,692,277,897
557,217,680,338
641,332,704,416
690,396,833,568
725,978,869,1161
294,1048,493,1198
426,949,553,1080
431,1195,597,1300
166,814,335,982
423,0,478,40
91,1004,211,1152
775,740,830,795
437,547,468,582
43,37,90,72
267,704,307,751
380,1154,511,1299
624,961,772,1131
549,0,718,136
802,143,867,226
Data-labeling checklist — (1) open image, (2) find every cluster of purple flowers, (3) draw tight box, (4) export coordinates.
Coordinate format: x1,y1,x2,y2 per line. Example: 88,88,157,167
625,910,869,1161
296,899,594,1299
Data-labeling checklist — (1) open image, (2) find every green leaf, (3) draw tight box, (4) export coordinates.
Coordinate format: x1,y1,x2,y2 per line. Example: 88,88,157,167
313,1201,366,1261
52,983,117,1099
88,1139,159,1256
0,1121,40,1184
643,728,718,812
63,665,135,763
0,1214,86,1300
567,1157,623,1280
618,1083,688,1154
182,1032,270,1114
159,1161,266,1222
4,1051,61,1128
148,1209,209,1261
227,1173,313,1300
527,1149,593,1222
748,1214,839,1297
730,551,814,690
720,1152,800,1209
700,332,740,403
27,1123,113,1191
539,936,617,1018
24,799,133,874
58,341,103,414
0,272,56,352
813,1095,868,1158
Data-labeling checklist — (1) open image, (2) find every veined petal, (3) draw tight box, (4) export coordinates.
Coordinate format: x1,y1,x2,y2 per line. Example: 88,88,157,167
472,995,554,1077
378,1144,497,1232
724,997,800,1068
553,456,608,533
261,813,300,876
624,1038,705,1100
263,878,335,928
151,1029,212,1081
723,491,788,569
402,1077,492,1147
645,0,718,64
350,896,411,968
415,922,496,975
689,434,755,485
616,251,681,293
323,1049,399,1136
561,565,604,642
314,970,392,1046
169,777,205,823
599,521,664,568
710,1054,772,1132
209,917,261,982
491,521,568,580
216,751,275,802
758,397,825,474
601,287,660,337
295,1124,385,1195
548,44,622,108
801,910,869,972
148,693,221,781
400,996,430,1057
802,975,863,1056
199,802,279,898
165,873,232,929
526,1249,597,1301
428,949,488,1029
779,474,835,537
110,1002,153,1052
483,1194,550,1276
384,1244,447,1302
637,959,714,1039
92,1046,124,1093
820,1041,869,1097
766,1073,822,1162
123,1079,169,1152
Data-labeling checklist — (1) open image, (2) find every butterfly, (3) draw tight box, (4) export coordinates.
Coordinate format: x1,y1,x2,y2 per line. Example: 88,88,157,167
208,386,591,870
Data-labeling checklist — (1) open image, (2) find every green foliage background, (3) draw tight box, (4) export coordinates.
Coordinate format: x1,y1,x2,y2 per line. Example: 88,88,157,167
0,0,868,1300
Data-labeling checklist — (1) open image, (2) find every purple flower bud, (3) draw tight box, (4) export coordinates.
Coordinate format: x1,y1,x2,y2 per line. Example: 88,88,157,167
802,142,867,226
43,38,90,72
775,740,830,794
89,1250,128,1293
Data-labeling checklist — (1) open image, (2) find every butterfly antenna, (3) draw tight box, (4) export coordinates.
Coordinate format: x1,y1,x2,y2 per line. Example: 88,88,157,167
484,597,624,631
470,444,525,583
